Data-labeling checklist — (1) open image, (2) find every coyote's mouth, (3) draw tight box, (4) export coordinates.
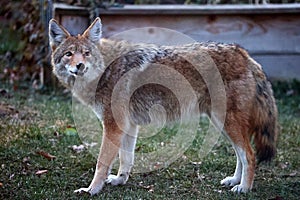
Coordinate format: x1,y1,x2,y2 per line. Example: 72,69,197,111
77,67,88,76
69,67,88,77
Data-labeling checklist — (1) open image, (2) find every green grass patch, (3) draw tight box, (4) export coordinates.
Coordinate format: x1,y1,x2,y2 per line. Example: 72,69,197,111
0,81,299,199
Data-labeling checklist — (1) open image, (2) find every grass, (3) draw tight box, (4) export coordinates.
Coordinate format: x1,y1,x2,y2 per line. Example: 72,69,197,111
0,81,299,200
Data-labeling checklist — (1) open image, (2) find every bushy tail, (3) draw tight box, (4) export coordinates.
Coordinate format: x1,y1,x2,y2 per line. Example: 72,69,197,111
252,79,279,163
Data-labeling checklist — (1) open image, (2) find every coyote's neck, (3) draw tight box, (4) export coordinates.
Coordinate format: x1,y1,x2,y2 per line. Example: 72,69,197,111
99,38,158,67
99,38,131,67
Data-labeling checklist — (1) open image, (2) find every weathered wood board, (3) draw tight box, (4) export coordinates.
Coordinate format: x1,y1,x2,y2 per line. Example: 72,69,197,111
60,16,89,36
53,4,300,80
100,15,300,80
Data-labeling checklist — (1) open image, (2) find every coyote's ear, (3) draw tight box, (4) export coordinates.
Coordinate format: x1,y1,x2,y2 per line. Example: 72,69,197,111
83,17,102,43
49,19,70,51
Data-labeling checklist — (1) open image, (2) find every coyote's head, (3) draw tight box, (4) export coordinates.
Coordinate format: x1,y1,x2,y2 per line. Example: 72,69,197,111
49,18,104,88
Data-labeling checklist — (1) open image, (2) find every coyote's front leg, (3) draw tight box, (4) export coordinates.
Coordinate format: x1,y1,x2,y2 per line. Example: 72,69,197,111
74,120,122,196
106,124,138,186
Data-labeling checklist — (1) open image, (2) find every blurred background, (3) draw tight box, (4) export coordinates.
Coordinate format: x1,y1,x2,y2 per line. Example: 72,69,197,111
0,0,300,91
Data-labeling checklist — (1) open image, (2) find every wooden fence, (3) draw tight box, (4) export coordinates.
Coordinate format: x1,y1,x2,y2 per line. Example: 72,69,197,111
53,3,300,80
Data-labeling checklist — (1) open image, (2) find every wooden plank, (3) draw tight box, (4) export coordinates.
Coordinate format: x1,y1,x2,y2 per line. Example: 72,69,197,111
53,3,88,15
101,15,300,55
53,3,300,15
60,16,89,36
253,55,300,80
97,4,300,15
53,3,300,80
103,16,300,79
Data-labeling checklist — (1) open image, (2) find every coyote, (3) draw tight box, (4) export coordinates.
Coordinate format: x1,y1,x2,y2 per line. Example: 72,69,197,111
49,17,278,195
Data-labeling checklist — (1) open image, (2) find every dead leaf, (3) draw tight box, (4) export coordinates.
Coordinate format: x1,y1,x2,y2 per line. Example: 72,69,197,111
138,181,154,192
0,104,17,117
289,171,297,177
35,170,48,175
148,185,154,193
22,157,30,163
71,145,85,153
83,142,97,148
0,182,3,187
36,151,56,161
286,89,294,96
278,162,288,169
153,162,163,170
191,161,202,165
9,174,15,180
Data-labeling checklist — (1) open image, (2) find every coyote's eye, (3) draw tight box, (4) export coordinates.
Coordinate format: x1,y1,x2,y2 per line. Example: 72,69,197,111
65,51,72,57
85,51,90,57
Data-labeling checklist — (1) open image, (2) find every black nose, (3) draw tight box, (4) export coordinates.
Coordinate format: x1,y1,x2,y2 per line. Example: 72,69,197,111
76,63,85,70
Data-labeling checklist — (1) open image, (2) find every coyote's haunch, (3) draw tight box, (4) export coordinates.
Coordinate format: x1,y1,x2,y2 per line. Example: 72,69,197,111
49,17,278,195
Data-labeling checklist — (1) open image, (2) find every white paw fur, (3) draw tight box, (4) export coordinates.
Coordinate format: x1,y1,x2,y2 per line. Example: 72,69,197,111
74,182,104,196
220,176,241,187
105,174,127,186
231,184,249,193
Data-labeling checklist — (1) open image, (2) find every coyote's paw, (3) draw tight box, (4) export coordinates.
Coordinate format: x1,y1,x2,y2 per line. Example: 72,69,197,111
231,184,249,194
221,176,240,187
105,174,127,186
74,184,103,196
74,187,91,195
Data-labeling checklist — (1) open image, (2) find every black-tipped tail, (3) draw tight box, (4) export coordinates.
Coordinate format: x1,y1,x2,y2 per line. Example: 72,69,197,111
253,80,279,164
